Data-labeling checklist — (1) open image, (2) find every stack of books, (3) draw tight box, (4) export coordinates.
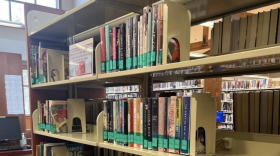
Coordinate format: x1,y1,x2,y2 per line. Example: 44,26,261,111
103,96,195,155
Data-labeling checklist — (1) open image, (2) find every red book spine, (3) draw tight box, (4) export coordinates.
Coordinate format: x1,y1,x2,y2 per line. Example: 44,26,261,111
100,27,106,74
130,100,134,147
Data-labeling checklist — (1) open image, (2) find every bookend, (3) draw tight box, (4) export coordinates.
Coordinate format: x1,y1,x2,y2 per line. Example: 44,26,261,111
32,109,39,132
162,0,191,64
96,111,104,143
67,99,87,133
190,93,216,156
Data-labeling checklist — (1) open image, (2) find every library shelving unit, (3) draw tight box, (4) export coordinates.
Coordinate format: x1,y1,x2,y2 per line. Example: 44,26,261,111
25,0,280,156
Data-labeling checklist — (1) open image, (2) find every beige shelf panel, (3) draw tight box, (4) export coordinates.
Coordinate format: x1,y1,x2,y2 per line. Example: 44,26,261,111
153,87,203,91
222,87,280,92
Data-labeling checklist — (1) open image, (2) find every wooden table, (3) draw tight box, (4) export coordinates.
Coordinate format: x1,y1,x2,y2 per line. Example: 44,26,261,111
0,149,32,156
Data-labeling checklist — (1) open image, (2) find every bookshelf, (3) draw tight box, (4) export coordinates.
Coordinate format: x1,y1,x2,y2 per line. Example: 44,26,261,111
24,1,280,156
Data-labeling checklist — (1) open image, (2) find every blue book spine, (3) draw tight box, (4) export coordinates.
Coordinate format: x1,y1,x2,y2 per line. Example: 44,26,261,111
105,25,112,73
180,97,191,154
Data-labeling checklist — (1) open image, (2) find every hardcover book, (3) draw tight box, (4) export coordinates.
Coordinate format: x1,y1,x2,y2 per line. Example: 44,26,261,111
100,27,106,74
126,18,133,70
49,100,67,133
152,98,158,151
133,16,139,69
136,98,141,148
103,99,108,143
139,16,143,68
175,97,182,154
147,98,153,149
164,97,170,152
158,97,165,151
143,98,149,149
147,12,152,67
119,24,126,71
151,5,158,66
142,6,152,67
168,96,177,153
105,26,112,73
109,28,114,73
69,38,94,78
30,43,39,84
157,4,163,65
112,27,119,72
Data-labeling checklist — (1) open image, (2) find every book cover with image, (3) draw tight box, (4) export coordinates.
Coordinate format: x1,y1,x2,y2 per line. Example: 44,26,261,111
167,38,180,63
49,100,67,133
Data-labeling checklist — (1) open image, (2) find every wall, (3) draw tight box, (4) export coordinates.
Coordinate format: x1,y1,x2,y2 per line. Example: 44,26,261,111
73,0,88,7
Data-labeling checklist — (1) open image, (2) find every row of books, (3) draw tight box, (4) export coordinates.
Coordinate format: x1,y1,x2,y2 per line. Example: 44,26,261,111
36,142,83,156
29,42,69,85
153,66,204,77
233,90,280,134
221,102,233,113
210,8,280,55
106,85,139,94
153,89,203,97
103,96,198,155
100,3,179,74
153,79,203,91
221,79,278,91
106,93,139,99
219,124,234,131
221,92,233,101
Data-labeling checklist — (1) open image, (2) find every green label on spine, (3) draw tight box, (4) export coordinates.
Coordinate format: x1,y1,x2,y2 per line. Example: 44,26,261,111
103,130,108,140
130,133,134,143
101,62,105,71
159,50,162,65
106,61,110,73
163,139,168,148
133,57,137,67
169,137,175,149
148,142,152,149
128,134,131,143
110,60,113,71
50,124,56,133
119,60,123,70
113,60,116,70
143,53,147,66
147,52,151,66
158,137,163,148
126,58,132,69
124,134,128,142
152,137,157,147
181,140,187,150
175,139,180,149
144,140,148,148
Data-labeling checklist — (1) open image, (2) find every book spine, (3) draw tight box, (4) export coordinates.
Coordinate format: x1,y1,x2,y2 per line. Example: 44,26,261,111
37,101,41,131
147,12,152,67
136,98,141,148
143,98,148,149
43,103,46,131
139,16,143,68
128,99,131,147
113,100,117,144
147,98,152,149
133,16,139,69
46,100,49,133
121,99,124,145
120,100,123,145
134,98,137,147
164,97,170,152
112,27,119,72
126,18,133,70
100,27,106,74
103,100,108,142
109,28,114,73
152,98,158,151
169,96,177,153
123,99,128,146
108,100,112,143
157,4,163,65
130,98,134,147
140,99,144,148
116,100,120,145
143,7,151,67
138,21,140,69
175,97,182,154
180,97,190,154
151,5,158,66
105,26,112,73
119,24,126,71
158,97,165,151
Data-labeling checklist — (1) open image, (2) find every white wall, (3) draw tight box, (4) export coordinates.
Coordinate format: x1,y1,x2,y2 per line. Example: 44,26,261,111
73,0,88,7
0,26,27,61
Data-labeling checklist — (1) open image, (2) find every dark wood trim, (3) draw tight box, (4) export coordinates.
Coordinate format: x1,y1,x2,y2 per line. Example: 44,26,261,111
190,39,211,51
0,149,32,156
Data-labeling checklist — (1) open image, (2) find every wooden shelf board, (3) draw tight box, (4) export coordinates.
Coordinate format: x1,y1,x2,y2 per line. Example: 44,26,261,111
31,75,97,89
222,87,280,92
98,143,179,156
153,87,203,91
33,130,98,146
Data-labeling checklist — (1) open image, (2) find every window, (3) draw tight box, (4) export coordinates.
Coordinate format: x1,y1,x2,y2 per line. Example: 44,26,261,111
0,0,59,25
22,69,30,116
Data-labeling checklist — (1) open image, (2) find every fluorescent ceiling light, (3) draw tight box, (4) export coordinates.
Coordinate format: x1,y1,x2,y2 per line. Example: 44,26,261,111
0,20,24,28
200,21,215,28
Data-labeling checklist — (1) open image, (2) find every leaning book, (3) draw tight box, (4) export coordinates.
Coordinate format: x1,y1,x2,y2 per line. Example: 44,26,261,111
49,100,68,133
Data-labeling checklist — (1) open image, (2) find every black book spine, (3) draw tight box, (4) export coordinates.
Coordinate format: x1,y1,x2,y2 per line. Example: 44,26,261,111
107,100,112,143
152,98,158,151
151,5,158,66
123,99,128,146
110,100,114,143
115,27,119,72
133,15,139,69
147,98,152,149
109,28,113,72
119,24,126,71
144,98,148,149
163,97,168,152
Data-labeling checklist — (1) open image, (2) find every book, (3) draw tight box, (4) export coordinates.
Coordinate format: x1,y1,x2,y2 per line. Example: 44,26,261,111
164,97,170,152
49,100,67,133
267,91,273,134
44,142,65,156
218,21,223,53
147,12,152,67
45,100,49,133
100,27,106,74
116,100,121,145
213,22,220,54
109,28,114,73
157,4,163,65
256,12,264,47
273,91,279,134
38,42,48,83
241,93,249,132
151,5,158,66
261,11,270,46
67,144,84,156
142,6,152,67
126,18,133,70
136,98,141,148
152,98,158,151
222,15,232,53
143,98,148,149
69,38,94,78
239,17,247,50
51,146,69,156
147,98,152,149
247,14,258,49
260,91,268,133
269,9,278,45
139,16,143,68
123,99,128,146
245,15,252,49
249,92,255,133
175,97,182,154
109,100,114,143
158,97,165,152
169,96,177,153
230,19,240,51
133,16,139,69
30,43,39,84
105,26,112,73
254,91,260,133
119,24,126,71
140,98,144,149
103,99,108,143
112,27,119,72
128,98,134,147
180,96,191,155
167,38,180,63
